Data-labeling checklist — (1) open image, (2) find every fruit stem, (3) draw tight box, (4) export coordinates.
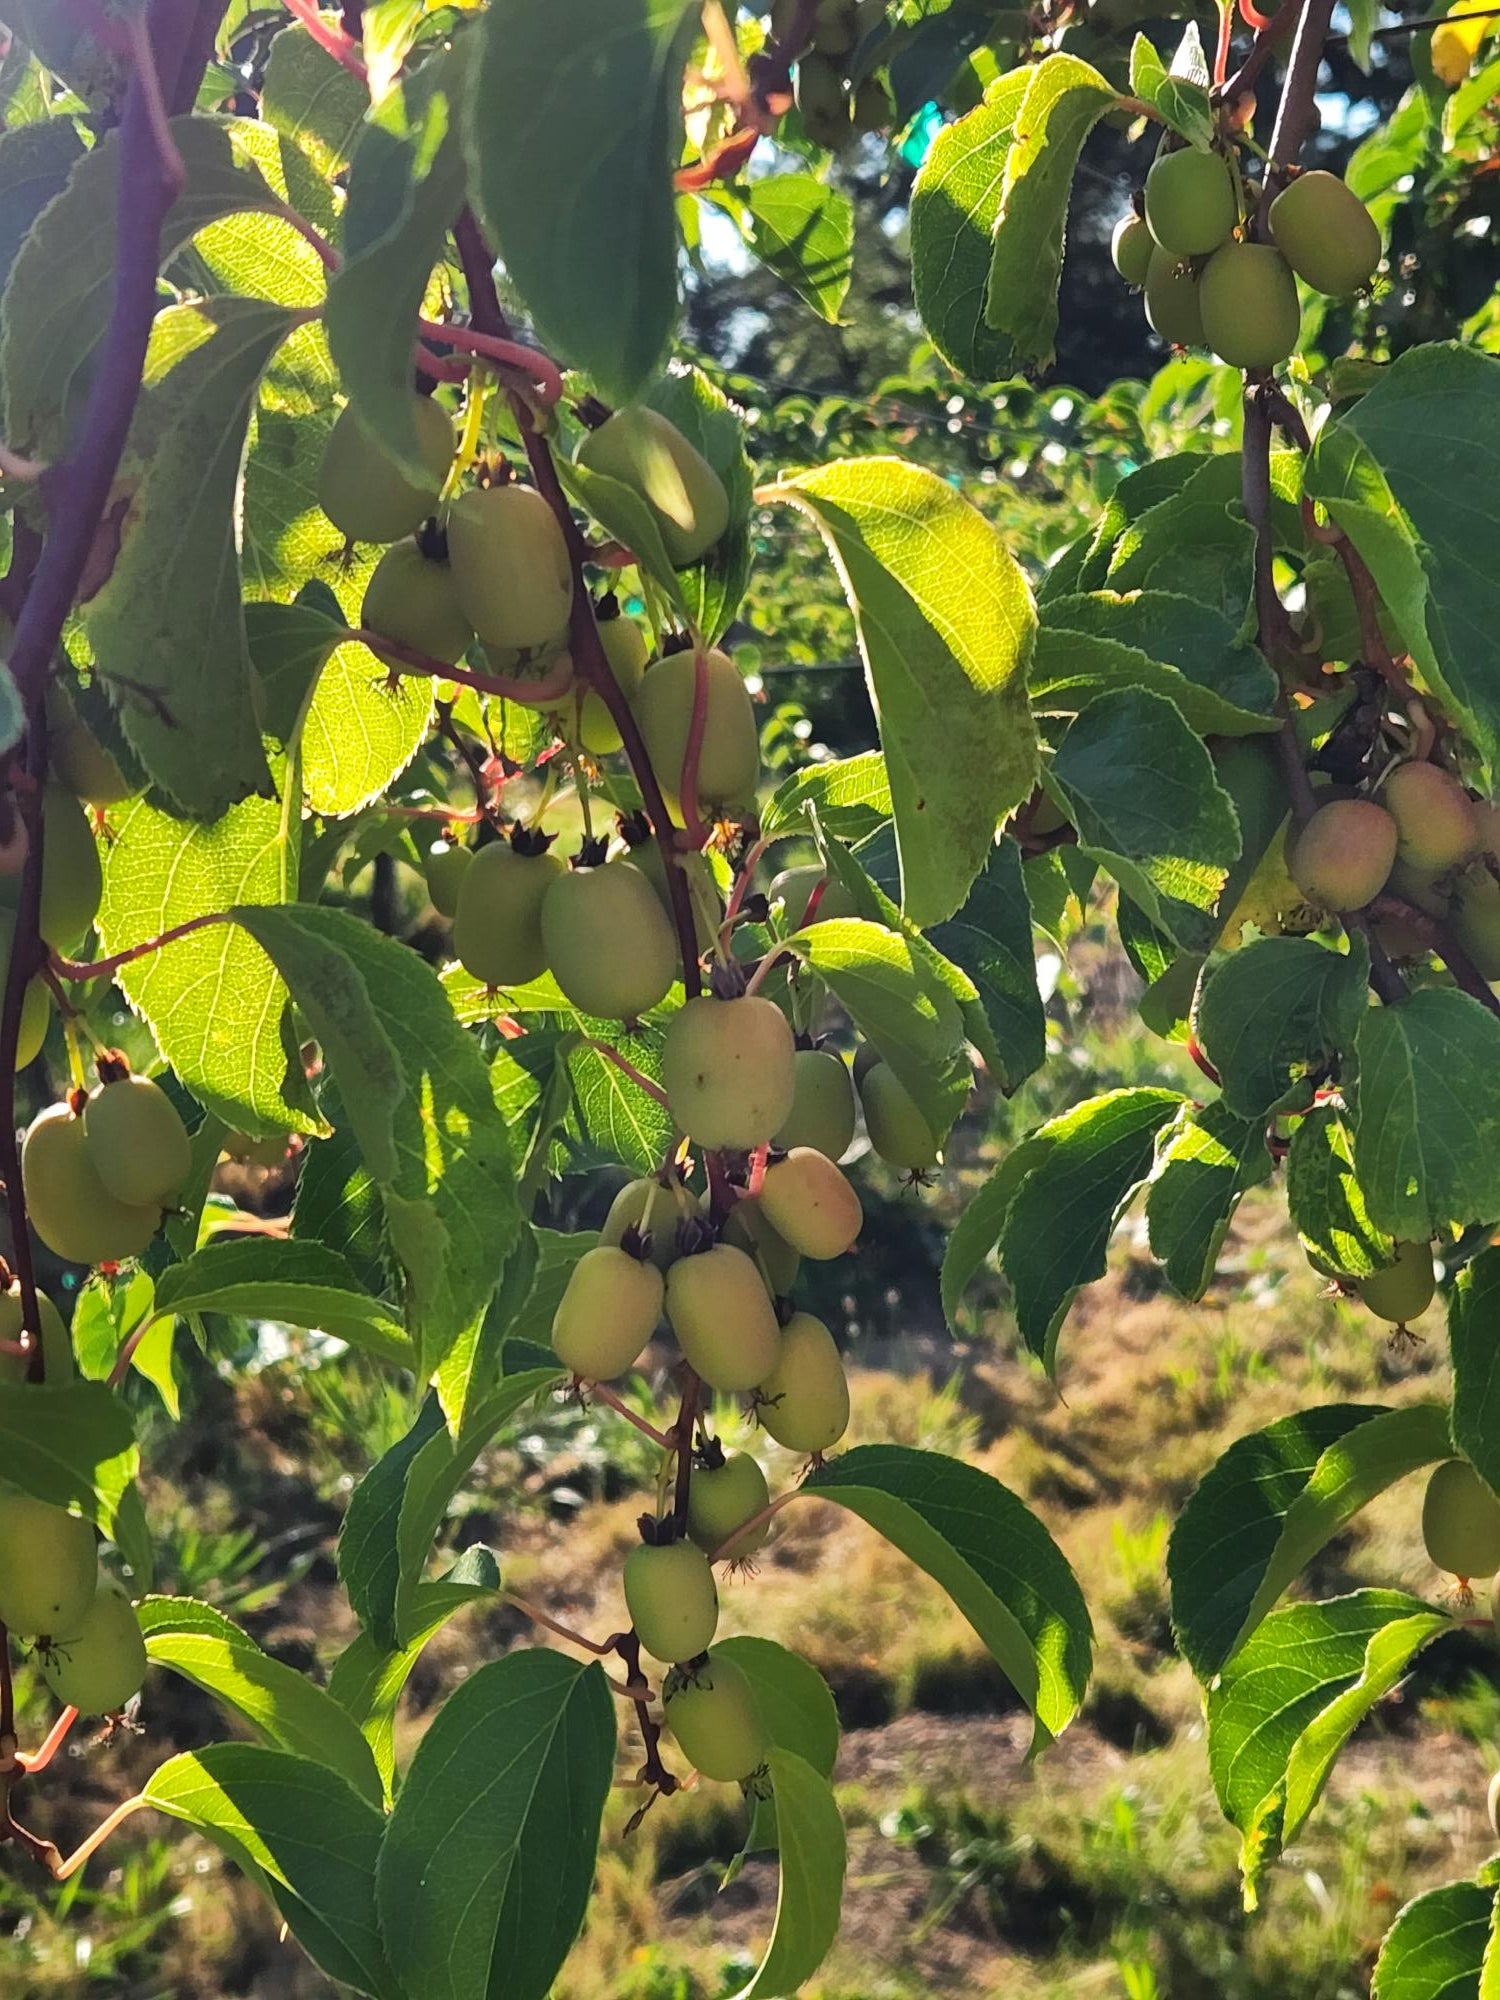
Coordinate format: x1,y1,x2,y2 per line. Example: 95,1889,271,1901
1217,0,1301,104
280,0,368,80
670,1370,700,1529
414,318,564,409
719,832,770,949
588,1382,679,1451
710,1491,796,1563
353,626,577,706
14,1706,78,1777
502,1591,616,1657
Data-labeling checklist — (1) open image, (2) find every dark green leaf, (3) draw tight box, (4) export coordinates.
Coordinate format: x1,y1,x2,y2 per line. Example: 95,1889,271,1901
1036,592,1279,736
1286,1105,1393,1277
928,837,1045,1094
1195,935,1369,1120
731,1751,846,2000
1373,1881,1494,2000
713,173,853,323
1146,1100,1273,1300
151,1238,412,1368
0,1380,137,1534
1448,1249,1500,1498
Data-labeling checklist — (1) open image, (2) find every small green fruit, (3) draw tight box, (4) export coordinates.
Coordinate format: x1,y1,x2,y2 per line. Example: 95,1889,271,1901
1111,213,1153,287
576,605,650,755
601,1175,698,1271
665,1243,781,1391
541,858,678,1018
47,688,135,807
361,539,474,666
1269,170,1381,296
758,1148,862,1260
22,1102,162,1265
1143,249,1205,348
687,1452,772,1560
446,485,574,653
1287,799,1397,911
756,1311,850,1454
1423,1458,1500,1580
662,994,797,1150
551,1243,664,1380
860,1062,939,1172
1452,866,1500,979
623,1538,719,1663
317,394,454,545
423,840,473,919
0,912,52,1069
41,1574,147,1714
663,1650,768,1781
0,1492,97,1638
1143,148,1237,257
718,1194,801,1298
774,1048,856,1160
768,865,857,930
576,409,729,569
1356,1241,1435,1324
1380,762,1479,871
38,785,102,950
633,648,761,817
795,51,851,149
631,839,722,953
84,1073,191,1206
1199,242,1301,370
451,837,565,988
0,1281,73,1384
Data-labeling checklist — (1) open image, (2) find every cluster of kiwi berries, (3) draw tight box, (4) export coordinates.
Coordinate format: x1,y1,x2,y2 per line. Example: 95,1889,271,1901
20,1055,191,1266
1111,141,1382,368
775,0,892,150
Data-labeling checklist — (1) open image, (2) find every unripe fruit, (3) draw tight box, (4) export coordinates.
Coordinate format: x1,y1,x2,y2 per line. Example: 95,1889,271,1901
0,1492,97,1638
0,1281,73,1384
423,840,472,919
576,606,650,755
317,394,454,545
687,1451,772,1559
758,1148,862,1260
662,994,796,1149
1380,762,1479,871
38,785,102,949
41,1573,146,1713
852,73,894,133
601,1175,698,1270
623,1538,719,1662
1269,170,1380,296
1143,148,1237,257
1288,799,1397,911
1473,800,1500,860
663,1650,768,1781
774,1048,856,1160
632,839,721,952
756,1311,850,1454
1356,1240,1435,1324
634,648,761,815
1452,866,1500,979
1144,249,1205,348
446,485,574,652
47,689,135,806
665,1243,781,1391
0,913,52,1069
361,539,474,666
719,1194,801,1297
1422,1458,1500,1580
1199,242,1301,370
452,837,565,988
852,1039,881,1085
541,859,678,1018
21,1102,162,1265
224,1129,291,1168
1112,213,1153,287
795,52,851,150
551,1244,664,1380
1386,856,1452,920
860,1061,939,1172
768,865,858,930
84,1073,190,1206
576,410,730,569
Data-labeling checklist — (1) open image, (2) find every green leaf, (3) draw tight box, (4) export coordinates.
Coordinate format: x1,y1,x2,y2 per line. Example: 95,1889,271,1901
1353,988,1500,1240
1306,345,1500,766
909,77,1025,379
150,1239,412,1369
468,0,699,403
767,457,1038,925
261,23,370,198
0,117,86,304
328,1559,499,1803
1049,688,1240,953
303,635,436,816
1146,1100,1273,1300
713,172,854,323
326,46,469,486
984,55,1118,368
1128,33,1214,147
801,1444,1092,1749
1194,935,1370,1120
731,1750,846,2000
138,1596,382,1806
0,1380,137,1533
376,1651,615,2000
236,905,518,1374
716,1637,840,1858
928,837,1045,1094
555,453,689,614
760,751,892,843
1373,1881,1495,2000
647,366,755,645
143,1744,398,1999
998,1088,1182,1369
1207,1592,1452,1904
1286,1105,1394,1277
434,1225,594,1432
97,787,318,1137
1035,592,1280,737
1103,451,1261,620
85,297,304,813
1168,1402,1451,1679
940,1131,1050,1333
1447,1249,1500,1498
